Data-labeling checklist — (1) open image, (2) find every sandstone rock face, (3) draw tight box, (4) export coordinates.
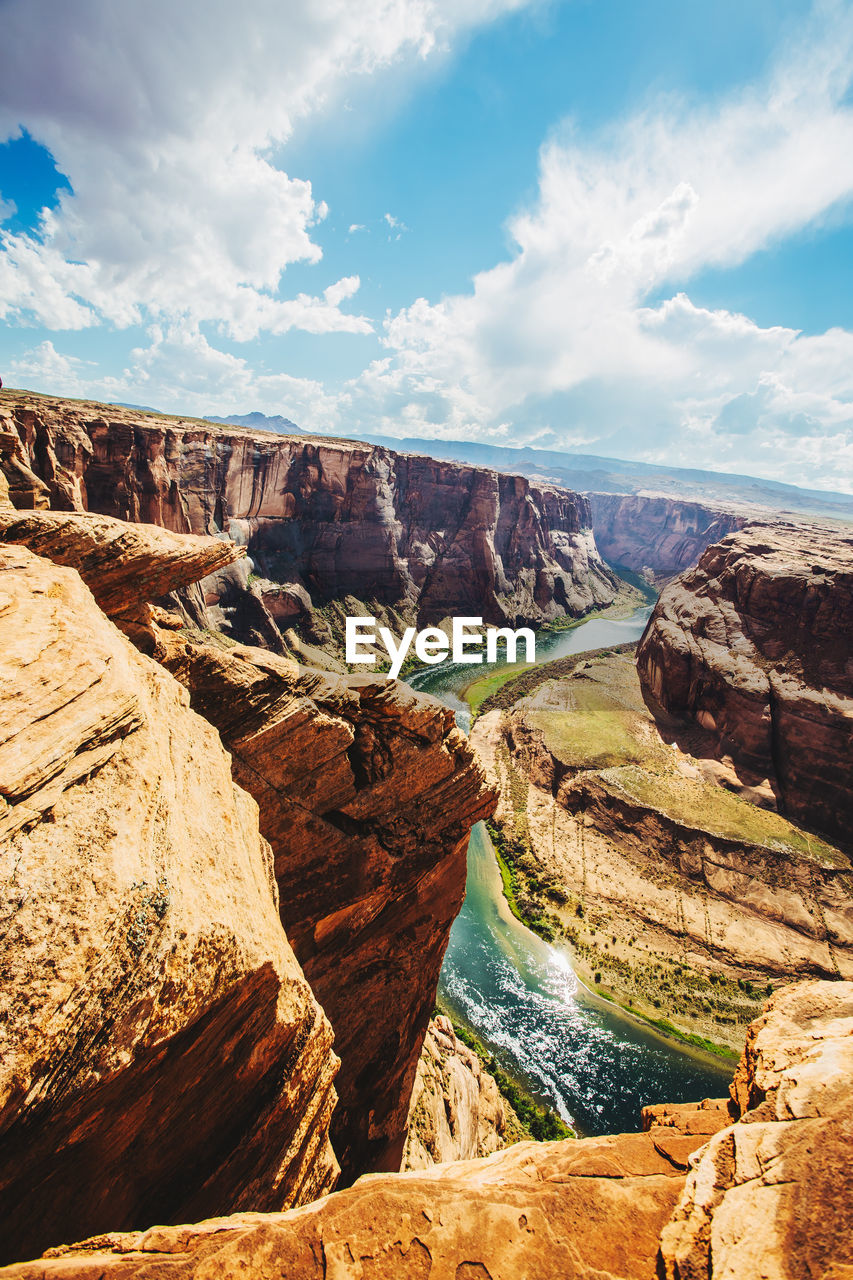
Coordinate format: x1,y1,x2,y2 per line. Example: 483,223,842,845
1,1129,708,1280
589,493,747,577
637,522,853,846
151,631,497,1182
0,547,339,1265
1,392,617,648
0,506,242,643
403,1016,524,1170
659,979,853,1279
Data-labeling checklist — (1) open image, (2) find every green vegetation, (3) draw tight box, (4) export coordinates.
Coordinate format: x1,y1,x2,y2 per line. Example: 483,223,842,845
463,663,536,717
528,705,649,771
606,765,846,865
440,1008,574,1141
476,640,639,718
487,820,562,944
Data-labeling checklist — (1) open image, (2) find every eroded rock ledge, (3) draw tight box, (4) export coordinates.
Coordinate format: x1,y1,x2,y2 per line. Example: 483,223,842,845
637,521,853,846
4,982,849,1280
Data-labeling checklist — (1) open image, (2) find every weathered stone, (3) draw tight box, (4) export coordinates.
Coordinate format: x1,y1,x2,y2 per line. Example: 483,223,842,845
637,521,853,846
0,547,339,1266
152,630,497,1182
403,1016,524,1169
658,980,853,1280
0,506,242,630
0,1129,706,1280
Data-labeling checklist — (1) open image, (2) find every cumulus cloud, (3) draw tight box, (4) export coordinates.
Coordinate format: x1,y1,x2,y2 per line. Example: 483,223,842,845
0,0,526,338
9,326,344,429
350,6,853,489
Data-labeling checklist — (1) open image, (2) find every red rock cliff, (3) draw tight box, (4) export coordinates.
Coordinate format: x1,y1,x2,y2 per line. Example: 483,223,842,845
1,391,617,648
0,544,339,1266
637,521,853,847
589,492,747,577
152,632,496,1181
0,495,497,1193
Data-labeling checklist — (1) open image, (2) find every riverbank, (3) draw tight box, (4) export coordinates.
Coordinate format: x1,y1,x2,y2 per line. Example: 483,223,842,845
461,578,652,719
469,641,849,1061
485,809,738,1061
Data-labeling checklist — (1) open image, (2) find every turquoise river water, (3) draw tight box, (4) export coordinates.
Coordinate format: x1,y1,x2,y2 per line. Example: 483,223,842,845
406,609,734,1136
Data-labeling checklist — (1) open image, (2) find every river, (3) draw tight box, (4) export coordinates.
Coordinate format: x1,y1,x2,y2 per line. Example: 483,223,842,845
406,608,734,1136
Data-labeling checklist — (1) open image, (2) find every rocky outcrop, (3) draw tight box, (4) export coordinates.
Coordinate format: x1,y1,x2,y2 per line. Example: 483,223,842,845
0,546,339,1265
150,630,496,1182
659,979,853,1279
589,493,747,578
637,521,853,846
0,463,498,1193
403,1016,524,1169
0,506,242,646
0,391,617,654
3,982,849,1279
1,1128,709,1280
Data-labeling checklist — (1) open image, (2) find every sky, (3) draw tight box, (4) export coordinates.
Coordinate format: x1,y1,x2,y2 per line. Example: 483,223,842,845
1,0,853,492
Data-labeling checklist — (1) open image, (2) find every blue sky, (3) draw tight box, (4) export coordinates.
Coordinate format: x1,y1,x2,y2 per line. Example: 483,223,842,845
1,0,853,491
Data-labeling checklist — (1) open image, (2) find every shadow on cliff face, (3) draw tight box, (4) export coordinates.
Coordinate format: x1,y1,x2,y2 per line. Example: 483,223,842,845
0,965,324,1266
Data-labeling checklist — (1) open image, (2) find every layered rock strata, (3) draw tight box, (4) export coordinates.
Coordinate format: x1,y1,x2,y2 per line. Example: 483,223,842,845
471,650,852,1051
0,506,242,645
403,1016,524,1170
637,521,853,846
150,629,496,1181
1,1129,710,1280
589,493,747,577
0,546,339,1265
0,391,618,654
659,979,853,1279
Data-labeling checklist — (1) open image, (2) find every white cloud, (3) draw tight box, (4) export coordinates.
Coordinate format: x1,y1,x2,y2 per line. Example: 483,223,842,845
9,327,344,429
348,6,853,490
0,0,527,338
0,195,16,223
8,340,95,391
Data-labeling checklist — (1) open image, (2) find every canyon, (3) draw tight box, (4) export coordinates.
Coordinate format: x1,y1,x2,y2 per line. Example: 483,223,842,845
0,471,494,1258
0,391,619,665
638,520,853,847
471,646,851,1054
466,518,853,1057
1,386,851,1277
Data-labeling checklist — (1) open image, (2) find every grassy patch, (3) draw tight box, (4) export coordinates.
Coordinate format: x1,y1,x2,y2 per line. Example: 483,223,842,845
607,765,847,866
463,663,535,717
527,706,649,771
